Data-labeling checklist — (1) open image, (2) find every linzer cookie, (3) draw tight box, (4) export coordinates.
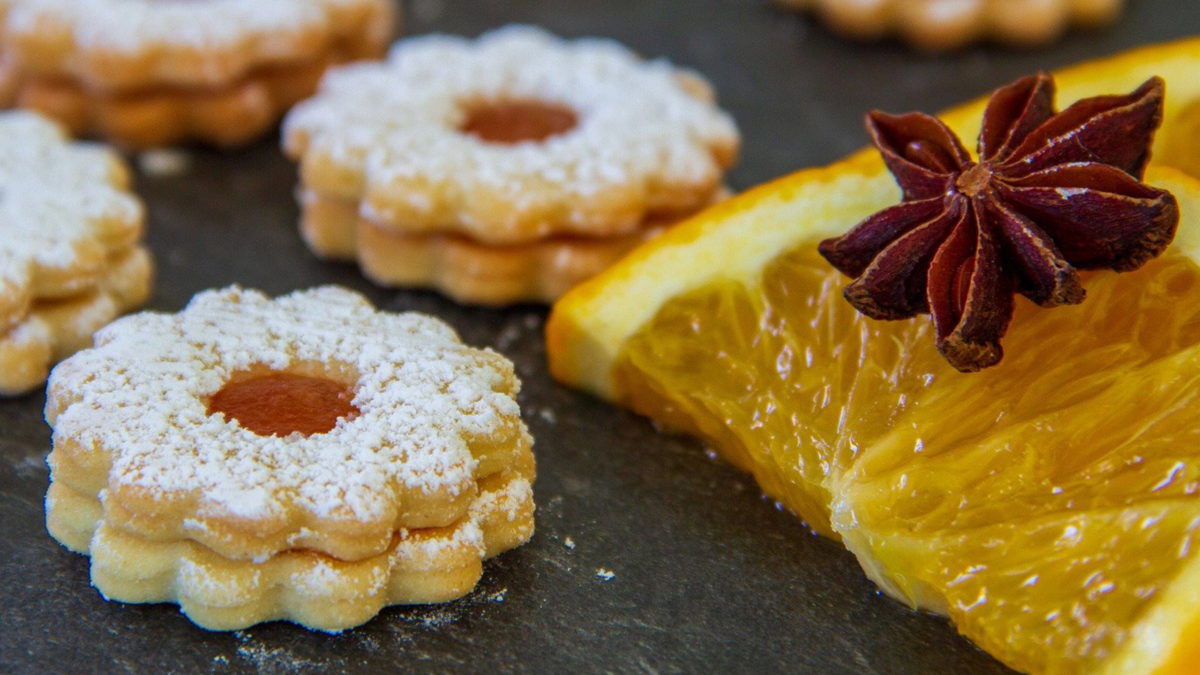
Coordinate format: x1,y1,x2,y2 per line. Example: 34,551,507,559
44,285,536,631
283,26,740,305
0,110,152,396
777,0,1126,51
0,0,395,148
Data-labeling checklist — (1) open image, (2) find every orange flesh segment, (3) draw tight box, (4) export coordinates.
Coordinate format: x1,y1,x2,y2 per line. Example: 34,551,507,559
547,37,1200,674
615,247,1200,673
208,373,359,437
461,100,578,144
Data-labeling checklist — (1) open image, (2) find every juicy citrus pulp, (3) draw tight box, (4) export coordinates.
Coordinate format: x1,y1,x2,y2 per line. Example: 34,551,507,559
614,167,1200,675
547,36,1200,675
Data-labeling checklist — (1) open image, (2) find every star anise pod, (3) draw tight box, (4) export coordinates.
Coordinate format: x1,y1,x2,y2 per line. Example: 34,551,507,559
818,74,1179,372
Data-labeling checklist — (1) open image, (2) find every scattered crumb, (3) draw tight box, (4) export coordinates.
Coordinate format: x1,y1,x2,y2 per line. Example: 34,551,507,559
596,568,615,582
538,407,557,425
494,321,523,350
11,452,48,479
212,655,228,665
397,606,462,629
137,148,191,176
348,631,384,653
487,588,508,603
563,536,575,550
233,631,325,670
703,447,720,461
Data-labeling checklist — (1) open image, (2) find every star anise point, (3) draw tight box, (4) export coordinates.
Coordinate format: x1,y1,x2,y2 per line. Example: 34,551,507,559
939,336,1002,373
819,74,1179,372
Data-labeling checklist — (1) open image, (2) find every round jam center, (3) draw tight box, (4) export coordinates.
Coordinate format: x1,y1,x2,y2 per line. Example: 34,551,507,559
207,373,359,438
460,100,578,144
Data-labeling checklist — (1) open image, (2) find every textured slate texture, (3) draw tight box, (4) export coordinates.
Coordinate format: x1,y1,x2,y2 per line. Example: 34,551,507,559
3,0,1198,672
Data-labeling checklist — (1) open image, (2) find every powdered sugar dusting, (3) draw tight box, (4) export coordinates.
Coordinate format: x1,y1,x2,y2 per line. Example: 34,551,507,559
178,557,263,604
233,631,328,671
284,25,739,241
471,476,533,524
0,111,141,295
395,519,484,565
2,315,51,353
48,286,525,528
6,0,342,53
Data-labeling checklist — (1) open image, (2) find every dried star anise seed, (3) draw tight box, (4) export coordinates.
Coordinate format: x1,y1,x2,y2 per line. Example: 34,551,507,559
818,73,1180,372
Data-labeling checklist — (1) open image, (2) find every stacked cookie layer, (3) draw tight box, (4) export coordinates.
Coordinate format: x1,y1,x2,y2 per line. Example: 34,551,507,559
44,287,536,631
284,26,740,305
0,0,395,148
0,110,152,396
296,187,728,306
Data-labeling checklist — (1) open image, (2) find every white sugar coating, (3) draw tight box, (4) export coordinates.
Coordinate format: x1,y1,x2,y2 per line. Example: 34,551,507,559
177,557,263,603
289,557,388,598
0,250,25,305
1,314,50,351
472,476,533,524
3,0,366,54
394,520,484,566
38,291,119,351
48,285,525,525
284,25,740,239
387,474,529,563
0,111,142,293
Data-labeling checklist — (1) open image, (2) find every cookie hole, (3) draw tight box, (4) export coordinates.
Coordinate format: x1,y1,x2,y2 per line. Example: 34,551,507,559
459,99,578,144
208,367,359,438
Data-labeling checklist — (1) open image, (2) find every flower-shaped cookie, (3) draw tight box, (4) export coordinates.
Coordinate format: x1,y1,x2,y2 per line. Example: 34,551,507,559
45,286,534,562
1,0,396,146
284,25,740,244
779,0,1126,51
0,110,151,395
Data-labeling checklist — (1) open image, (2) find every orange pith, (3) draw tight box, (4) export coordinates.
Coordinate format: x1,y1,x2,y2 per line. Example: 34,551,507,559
547,37,1200,675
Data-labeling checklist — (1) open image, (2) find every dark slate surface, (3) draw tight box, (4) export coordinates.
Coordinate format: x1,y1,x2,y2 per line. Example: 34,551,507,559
2,1,1198,672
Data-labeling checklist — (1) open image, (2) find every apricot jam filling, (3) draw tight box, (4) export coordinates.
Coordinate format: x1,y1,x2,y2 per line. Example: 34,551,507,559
208,372,359,438
460,99,578,144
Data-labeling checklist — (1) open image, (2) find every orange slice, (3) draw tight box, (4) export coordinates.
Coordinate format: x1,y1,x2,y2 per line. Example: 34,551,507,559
547,36,1200,675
